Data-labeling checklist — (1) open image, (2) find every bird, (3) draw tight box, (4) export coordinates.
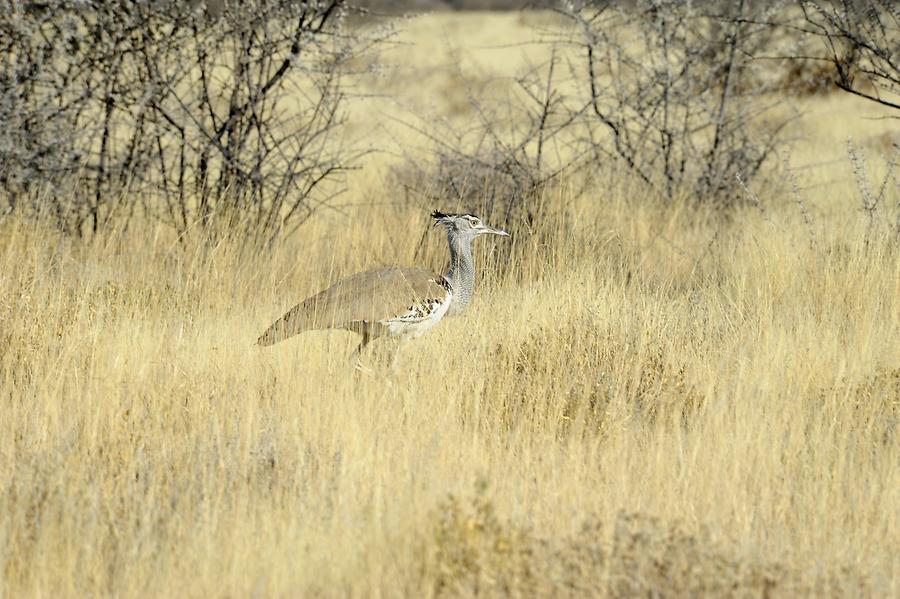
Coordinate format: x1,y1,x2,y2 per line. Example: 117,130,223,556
256,211,509,369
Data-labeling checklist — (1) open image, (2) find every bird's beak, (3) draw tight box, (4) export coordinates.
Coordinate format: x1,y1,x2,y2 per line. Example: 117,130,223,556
479,225,509,237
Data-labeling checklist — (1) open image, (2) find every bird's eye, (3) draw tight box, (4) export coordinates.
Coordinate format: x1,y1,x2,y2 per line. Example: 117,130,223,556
470,218,480,226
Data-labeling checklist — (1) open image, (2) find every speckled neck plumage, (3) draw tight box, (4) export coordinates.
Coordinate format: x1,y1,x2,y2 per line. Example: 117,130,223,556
444,229,475,315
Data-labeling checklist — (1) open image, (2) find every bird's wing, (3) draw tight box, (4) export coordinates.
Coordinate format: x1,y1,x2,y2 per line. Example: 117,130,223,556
257,267,448,346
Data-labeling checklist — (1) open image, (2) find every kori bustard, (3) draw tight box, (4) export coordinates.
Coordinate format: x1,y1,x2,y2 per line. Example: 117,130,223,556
257,211,509,367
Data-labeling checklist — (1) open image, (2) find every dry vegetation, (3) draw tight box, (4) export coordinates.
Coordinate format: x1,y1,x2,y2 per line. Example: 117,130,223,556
2,9,900,598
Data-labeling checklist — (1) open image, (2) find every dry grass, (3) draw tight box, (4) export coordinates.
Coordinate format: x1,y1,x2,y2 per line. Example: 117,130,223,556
2,12,899,599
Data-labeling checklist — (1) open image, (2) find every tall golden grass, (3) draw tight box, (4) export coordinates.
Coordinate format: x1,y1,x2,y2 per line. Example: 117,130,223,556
1,12,899,598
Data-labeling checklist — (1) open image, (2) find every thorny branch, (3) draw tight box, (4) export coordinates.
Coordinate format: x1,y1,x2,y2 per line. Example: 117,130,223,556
0,0,389,247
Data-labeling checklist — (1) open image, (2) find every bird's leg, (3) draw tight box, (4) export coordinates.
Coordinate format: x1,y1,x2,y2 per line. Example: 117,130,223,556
349,327,374,375
352,356,375,376
387,339,407,373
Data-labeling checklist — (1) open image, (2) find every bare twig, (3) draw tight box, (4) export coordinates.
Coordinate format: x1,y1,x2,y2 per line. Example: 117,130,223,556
0,0,386,247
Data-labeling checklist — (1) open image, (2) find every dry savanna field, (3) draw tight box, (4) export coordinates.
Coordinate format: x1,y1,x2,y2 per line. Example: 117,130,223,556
2,9,900,598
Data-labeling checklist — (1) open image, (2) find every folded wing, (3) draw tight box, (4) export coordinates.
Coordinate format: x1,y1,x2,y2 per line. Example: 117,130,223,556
257,267,448,346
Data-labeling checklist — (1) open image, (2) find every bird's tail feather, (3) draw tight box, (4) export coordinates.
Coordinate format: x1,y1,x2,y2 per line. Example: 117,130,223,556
257,304,309,346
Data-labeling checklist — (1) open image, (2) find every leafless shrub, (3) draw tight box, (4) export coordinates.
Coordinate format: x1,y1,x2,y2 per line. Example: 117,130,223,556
402,0,796,223
796,0,900,112
426,482,875,596
556,0,795,205
781,150,819,246
847,139,899,243
0,2,97,232
1,0,386,246
397,49,585,229
732,2,900,109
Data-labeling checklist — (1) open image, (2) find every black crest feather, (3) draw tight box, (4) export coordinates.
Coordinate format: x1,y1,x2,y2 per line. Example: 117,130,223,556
432,210,478,220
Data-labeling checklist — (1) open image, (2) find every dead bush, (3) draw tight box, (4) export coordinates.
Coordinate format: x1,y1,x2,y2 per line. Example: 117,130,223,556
796,0,900,113
557,0,795,205
423,483,875,596
395,49,585,233
0,0,388,245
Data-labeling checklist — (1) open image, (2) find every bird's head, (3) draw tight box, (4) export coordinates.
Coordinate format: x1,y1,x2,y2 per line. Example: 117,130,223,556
431,211,509,239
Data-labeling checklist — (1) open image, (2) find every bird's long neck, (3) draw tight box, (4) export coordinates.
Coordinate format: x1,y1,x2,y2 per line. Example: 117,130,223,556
444,231,475,315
